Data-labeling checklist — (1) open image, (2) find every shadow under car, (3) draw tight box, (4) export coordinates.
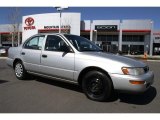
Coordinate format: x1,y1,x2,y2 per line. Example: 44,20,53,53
34,76,157,105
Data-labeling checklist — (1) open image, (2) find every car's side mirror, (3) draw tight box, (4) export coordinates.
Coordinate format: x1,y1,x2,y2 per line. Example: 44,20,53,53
61,45,72,53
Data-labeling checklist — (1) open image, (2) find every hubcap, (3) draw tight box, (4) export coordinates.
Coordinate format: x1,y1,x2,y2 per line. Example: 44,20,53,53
87,78,104,95
15,63,23,77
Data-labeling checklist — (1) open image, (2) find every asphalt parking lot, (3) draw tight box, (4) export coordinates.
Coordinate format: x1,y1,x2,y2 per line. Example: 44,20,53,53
0,58,159,113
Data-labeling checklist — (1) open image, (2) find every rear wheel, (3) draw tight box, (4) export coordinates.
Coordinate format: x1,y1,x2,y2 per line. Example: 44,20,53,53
14,61,27,80
82,71,113,101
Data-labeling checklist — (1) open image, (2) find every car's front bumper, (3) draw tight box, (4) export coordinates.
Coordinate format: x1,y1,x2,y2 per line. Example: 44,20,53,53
110,71,154,93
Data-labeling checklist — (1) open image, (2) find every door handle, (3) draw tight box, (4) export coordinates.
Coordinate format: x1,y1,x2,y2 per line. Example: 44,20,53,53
21,52,25,55
42,54,47,58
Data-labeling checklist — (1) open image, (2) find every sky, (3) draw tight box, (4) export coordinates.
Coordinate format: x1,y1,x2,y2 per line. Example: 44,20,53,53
0,7,160,30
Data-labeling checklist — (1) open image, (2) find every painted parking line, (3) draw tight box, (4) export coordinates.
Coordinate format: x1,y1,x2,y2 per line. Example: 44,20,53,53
0,57,7,59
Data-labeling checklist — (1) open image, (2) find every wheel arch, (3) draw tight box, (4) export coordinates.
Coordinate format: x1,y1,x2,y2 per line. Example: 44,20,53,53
13,58,23,69
78,66,113,87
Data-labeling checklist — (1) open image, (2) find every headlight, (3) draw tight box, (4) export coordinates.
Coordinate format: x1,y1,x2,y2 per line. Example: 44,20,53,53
122,67,145,75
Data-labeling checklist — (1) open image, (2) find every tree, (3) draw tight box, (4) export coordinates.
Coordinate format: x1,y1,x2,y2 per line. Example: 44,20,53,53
61,16,72,34
8,7,21,47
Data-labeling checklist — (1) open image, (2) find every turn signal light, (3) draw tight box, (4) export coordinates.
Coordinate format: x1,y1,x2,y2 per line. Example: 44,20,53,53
129,80,145,85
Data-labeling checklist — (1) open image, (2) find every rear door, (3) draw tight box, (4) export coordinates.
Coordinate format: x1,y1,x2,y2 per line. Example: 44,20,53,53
21,35,45,72
40,35,75,81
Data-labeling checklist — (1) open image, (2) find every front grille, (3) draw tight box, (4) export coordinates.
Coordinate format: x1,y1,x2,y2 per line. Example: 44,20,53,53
144,66,149,73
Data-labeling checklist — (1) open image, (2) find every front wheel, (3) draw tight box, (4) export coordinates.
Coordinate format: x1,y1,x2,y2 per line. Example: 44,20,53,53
82,71,113,101
14,61,27,80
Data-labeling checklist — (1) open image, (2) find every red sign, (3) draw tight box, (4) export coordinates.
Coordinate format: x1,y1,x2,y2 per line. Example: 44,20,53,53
24,17,36,30
25,17,34,26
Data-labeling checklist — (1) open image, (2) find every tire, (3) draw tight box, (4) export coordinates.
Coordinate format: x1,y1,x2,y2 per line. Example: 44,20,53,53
14,61,27,80
82,71,113,102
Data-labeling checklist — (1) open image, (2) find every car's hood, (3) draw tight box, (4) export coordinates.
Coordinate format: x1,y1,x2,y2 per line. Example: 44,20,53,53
76,52,146,67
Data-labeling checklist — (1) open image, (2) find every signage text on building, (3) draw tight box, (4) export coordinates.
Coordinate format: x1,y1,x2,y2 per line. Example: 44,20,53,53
44,25,71,29
95,25,117,31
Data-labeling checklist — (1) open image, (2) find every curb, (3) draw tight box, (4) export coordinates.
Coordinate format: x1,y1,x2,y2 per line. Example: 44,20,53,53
146,60,160,62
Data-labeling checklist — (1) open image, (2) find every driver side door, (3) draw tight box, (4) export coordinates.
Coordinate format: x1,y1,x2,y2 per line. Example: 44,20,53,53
40,35,75,81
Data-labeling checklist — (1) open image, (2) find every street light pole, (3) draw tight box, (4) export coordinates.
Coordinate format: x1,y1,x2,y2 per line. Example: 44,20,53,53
149,21,154,56
59,11,62,33
55,7,68,33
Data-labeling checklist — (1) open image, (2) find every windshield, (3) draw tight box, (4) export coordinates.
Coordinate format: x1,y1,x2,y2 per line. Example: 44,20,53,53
64,34,102,52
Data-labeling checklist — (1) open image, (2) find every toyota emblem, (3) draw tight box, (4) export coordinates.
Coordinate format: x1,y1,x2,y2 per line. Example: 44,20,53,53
25,17,34,26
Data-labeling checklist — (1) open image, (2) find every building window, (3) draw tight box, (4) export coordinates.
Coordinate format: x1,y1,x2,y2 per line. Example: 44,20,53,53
127,35,132,41
81,35,90,40
122,35,144,42
130,45,144,54
97,35,118,42
139,36,144,42
112,35,118,41
97,35,106,41
132,35,138,42
106,35,112,41
122,45,144,55
122,45,129,54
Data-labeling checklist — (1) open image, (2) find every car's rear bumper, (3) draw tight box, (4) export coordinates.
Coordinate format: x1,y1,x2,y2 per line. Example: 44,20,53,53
7,57,14,67
110,71,154,93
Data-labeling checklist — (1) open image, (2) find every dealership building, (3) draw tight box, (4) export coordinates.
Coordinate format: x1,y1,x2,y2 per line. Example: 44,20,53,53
0,12,160,56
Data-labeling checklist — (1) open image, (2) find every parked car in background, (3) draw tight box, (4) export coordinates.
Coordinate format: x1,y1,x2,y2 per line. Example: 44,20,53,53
0,46,6,54
0,46,10,56
7,33,154,101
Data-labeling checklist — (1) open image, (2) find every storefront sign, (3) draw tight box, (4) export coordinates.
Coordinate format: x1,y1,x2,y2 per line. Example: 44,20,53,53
154,36,160,43
24,17,36,30
95,25,117,31
44,25,71,29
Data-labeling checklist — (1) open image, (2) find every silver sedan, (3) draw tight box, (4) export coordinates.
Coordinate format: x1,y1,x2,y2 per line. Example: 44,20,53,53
7,34,154,101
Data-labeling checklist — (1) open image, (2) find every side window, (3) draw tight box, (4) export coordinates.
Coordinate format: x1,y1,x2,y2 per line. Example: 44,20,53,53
24,36,45,50
79,41,91,51
38,36,45,50
45,35,67,52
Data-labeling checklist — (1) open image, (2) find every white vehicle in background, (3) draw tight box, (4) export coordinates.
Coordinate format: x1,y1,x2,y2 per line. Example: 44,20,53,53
0,46,6,55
